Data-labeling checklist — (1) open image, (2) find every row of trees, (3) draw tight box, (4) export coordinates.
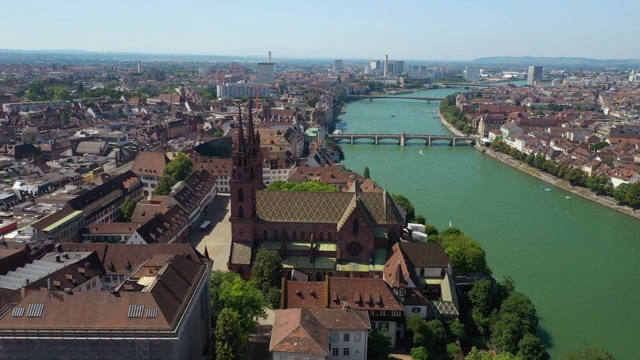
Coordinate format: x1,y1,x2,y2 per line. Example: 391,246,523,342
266,180,338,192
439,94,475,135
490,140,615,197
153,153,194,195
405,315,466,359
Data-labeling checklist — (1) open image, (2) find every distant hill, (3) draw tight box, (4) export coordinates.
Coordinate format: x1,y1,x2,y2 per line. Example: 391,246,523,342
471,56,640,68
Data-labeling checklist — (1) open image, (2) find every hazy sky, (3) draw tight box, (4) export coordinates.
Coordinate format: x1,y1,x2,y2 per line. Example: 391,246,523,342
4,0,639,61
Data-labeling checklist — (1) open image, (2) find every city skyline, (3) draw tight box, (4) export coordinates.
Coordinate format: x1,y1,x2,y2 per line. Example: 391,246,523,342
4,0,640,61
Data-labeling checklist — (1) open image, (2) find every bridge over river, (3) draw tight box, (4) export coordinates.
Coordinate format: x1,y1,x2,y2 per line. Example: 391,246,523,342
346,95,443,102
328,132,477,146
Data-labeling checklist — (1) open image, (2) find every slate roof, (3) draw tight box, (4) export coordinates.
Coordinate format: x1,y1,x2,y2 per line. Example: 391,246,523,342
256,191,403,225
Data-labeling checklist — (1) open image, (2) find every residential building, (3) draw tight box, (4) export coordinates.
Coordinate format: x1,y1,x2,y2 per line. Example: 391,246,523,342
257,62,276,84
270,308,370,360
282,277,404,347
0,244,212,360
334,60,344,71
131,151,169,198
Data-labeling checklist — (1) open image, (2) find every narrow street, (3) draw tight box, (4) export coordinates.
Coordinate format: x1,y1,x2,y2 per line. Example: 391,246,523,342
187,193,232,271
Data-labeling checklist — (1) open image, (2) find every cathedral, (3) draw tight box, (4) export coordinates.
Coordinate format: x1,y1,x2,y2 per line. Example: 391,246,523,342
227,103,406,280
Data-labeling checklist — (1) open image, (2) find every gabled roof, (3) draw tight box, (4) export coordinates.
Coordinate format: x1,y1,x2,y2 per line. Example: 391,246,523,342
256,191,403,225
284,277,403,311
0,254,207,332
397,242,450,269
269,308,328,356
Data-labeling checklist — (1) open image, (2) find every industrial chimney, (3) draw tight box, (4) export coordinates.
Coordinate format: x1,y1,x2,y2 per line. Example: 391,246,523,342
269,51,272,63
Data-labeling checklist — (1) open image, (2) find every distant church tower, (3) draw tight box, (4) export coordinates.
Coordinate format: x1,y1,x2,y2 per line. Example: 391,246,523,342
230,100,263,243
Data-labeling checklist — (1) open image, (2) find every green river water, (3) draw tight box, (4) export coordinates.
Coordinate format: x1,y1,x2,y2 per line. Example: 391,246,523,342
336,85,640,359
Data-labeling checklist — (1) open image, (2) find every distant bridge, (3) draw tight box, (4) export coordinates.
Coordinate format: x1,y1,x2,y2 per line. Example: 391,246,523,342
346,95,443,102
328,132,477,146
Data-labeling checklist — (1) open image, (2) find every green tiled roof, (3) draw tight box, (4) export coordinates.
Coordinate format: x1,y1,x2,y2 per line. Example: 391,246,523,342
283,256,336,270
43,210,83,233
255,191,404,225
256,241,337,252
336,249,387,272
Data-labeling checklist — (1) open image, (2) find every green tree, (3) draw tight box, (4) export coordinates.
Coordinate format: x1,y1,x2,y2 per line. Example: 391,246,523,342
215,308,247,360
491,313,527,354
466,347,524,360
424,224,439,236
562,343,615,360
363,166,371,179
52,86,71,100
410,346,430,360
392,194,416,222
414,215,427,225
249,248,283,307
438,234,490,275
367,328,391,360
448,318,466,340
516,333,549,360
153,175,177,195
500,292,539,334
210,270,266,334
446,343,464,360
164,153,193,181
120,198,137,222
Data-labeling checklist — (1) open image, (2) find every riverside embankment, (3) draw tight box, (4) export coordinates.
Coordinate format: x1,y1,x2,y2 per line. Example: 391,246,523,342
437,109,640,220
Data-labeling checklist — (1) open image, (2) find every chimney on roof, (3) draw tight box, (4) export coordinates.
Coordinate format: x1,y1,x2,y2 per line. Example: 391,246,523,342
325,274,330,308
280,277,286,309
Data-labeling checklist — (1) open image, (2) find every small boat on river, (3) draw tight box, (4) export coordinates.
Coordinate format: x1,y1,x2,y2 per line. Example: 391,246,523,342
545,188,552,192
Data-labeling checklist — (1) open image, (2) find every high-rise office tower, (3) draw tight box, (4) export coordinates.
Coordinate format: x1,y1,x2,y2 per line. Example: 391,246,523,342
527,66,543,86
465,66,480,82
334,60,343,71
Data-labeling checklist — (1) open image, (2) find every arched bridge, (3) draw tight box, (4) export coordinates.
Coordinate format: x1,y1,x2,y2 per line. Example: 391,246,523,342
346,95,443,102
328,132,477,146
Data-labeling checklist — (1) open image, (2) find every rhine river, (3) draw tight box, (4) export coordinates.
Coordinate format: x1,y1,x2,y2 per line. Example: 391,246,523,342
336,84,640,359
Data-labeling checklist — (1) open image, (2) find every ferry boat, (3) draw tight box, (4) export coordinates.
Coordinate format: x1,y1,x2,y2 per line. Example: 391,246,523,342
391,114,396,118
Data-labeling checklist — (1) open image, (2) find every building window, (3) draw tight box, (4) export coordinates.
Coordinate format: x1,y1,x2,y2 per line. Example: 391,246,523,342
274,231,278,240
300,231,305,241
328,232,332,241
354,333,361,342
332,332,339,342
380,322,389,330
263,230,268,241
412,307,421,313
333,348,339,356
292,231,296,241
343,348,350,356
353,218,359,235
343,333,350,342
279,356,286,360
237,189,244,202
239,206,244,219
319,232,323,241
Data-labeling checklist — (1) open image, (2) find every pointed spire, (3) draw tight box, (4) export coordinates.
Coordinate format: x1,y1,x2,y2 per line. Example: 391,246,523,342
238,103,245,151
248,97,254,146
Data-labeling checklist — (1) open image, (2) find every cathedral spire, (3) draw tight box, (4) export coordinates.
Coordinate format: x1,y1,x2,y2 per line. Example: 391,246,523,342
238,102,245,151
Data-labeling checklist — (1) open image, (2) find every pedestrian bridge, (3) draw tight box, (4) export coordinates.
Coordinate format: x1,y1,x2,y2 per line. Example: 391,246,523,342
328,132,477,146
